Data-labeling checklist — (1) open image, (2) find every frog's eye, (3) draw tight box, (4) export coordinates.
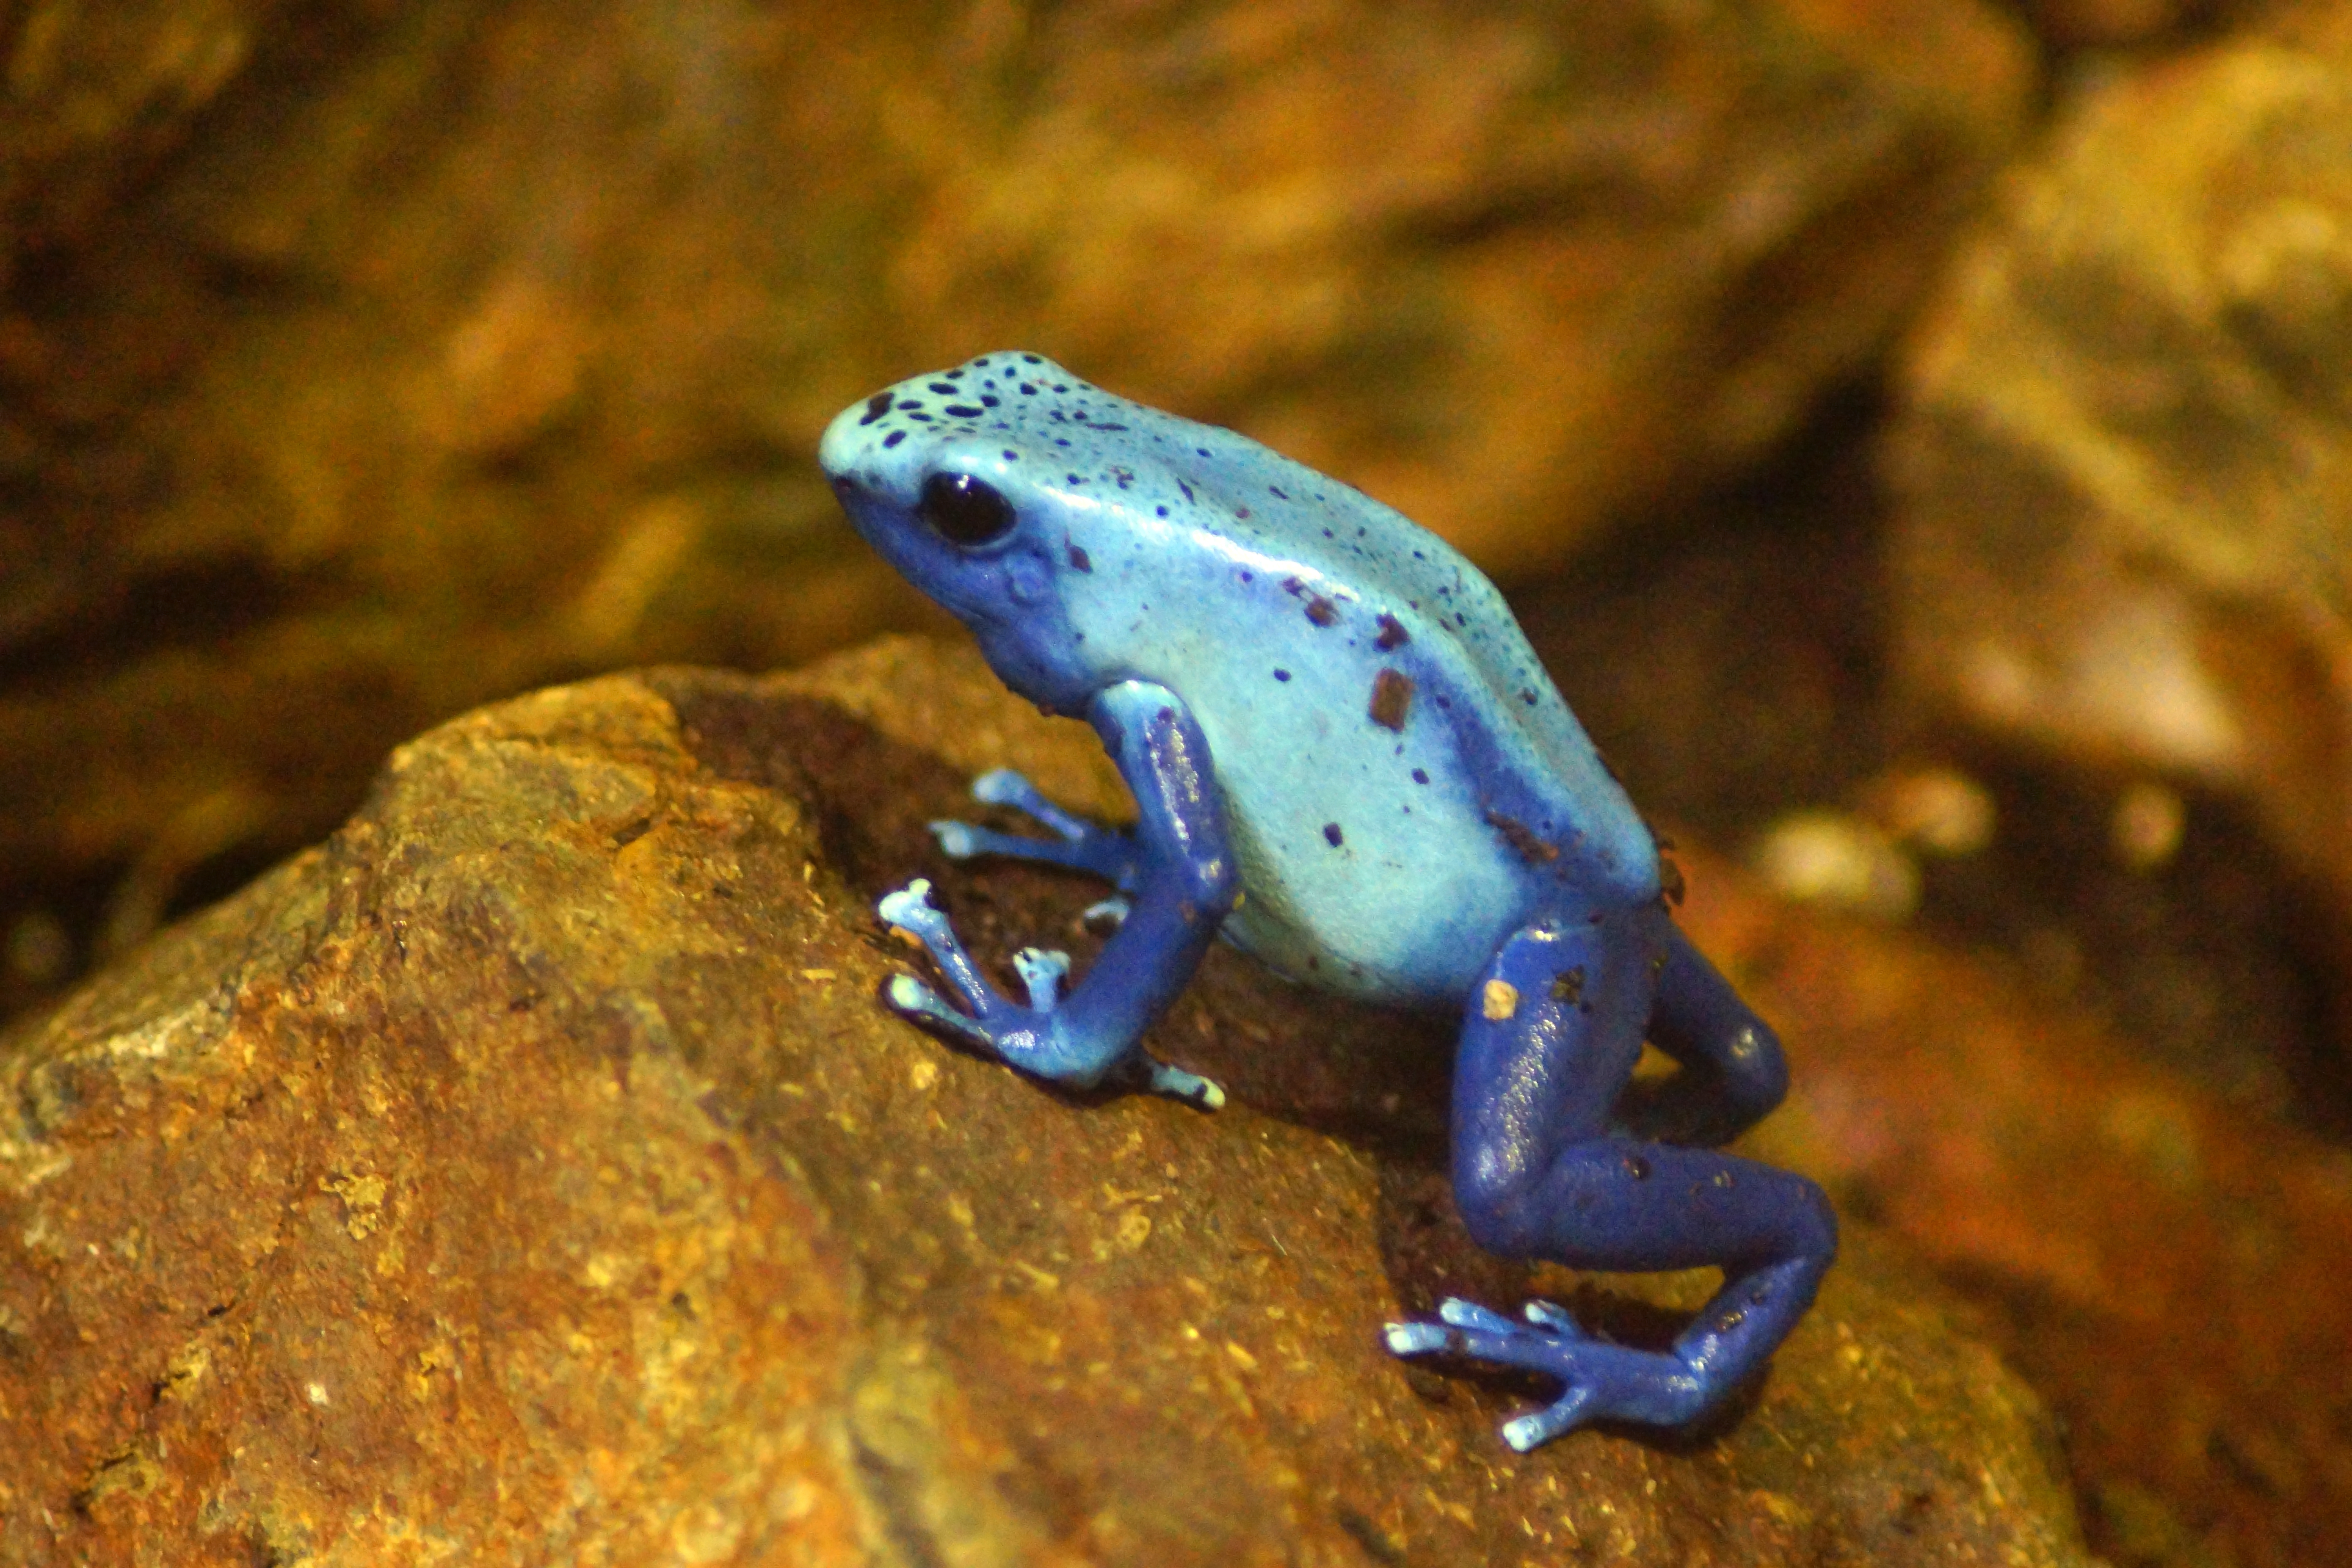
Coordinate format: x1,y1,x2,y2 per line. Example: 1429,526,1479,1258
918,472,1015,546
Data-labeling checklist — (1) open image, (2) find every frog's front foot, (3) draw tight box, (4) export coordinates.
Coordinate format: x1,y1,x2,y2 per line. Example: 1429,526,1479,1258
929,769,1142,898
1385,1297,1704,1449
877,879,1222,1109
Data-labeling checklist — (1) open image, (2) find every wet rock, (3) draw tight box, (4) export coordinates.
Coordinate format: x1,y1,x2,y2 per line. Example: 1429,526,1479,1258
1886,14,2352,1007
1681,836,2352,1568
0,638,2091,1566
0,0,2032,1001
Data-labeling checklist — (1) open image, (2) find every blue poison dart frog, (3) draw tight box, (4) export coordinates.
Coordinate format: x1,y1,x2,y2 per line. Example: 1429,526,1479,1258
820,353,1836,1448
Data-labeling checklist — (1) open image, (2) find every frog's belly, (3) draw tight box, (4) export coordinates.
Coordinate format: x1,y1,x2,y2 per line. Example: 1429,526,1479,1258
1216,795,1532,1007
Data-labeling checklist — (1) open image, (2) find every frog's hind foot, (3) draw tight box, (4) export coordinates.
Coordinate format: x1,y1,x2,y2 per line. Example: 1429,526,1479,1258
927,768,1142,890
1385,1296,1704,1450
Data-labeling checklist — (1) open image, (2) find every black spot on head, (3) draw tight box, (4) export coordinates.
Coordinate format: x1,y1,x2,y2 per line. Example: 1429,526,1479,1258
859,392,893,425
944,404,984,418
1519,689,1537,706
1002,449,1018,460
981,394,1000,407
1020,383,1038,395
1178,480,1194,503
1235,506,1252,520
927,381,957,394
1274,668,1291,682
1022,353,1043,364
1411,768,1429,785
883,430,907,448
1155,505,1168,517
1270,486,1288,499
1322,822,1344,848
1067,542,1092,572
1195,447,1210,457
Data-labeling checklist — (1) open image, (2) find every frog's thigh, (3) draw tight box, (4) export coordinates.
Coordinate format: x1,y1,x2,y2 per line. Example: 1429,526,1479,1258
1451,918,1835,1283
1448,915,1650,1248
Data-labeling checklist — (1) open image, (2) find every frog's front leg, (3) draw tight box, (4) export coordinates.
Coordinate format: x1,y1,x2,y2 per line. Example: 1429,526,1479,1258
1385,915,1837,1447
878,681,1234,1108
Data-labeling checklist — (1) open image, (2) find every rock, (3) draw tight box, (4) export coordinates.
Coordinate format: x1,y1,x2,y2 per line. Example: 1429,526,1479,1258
0,0,2033,1003
0,637,2092,1566
2016,0,2221,50
1679,834,2352,1568
1886,12,2352,1005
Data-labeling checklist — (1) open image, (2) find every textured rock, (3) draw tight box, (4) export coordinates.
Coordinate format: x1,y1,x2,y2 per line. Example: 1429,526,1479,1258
0,638,2092,1566
1887,13,2352,985
0,0,2032,998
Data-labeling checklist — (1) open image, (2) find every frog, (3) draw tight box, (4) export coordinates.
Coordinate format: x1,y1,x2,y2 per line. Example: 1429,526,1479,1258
818,353,1837,1447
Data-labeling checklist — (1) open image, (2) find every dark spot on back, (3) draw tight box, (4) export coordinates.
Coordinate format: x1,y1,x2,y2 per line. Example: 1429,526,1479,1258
1304,595,1338,627
1485,811,1558,864
1323,822,1344,848
1067,543,1092,572
1375,613,1410,652
1368,669,1413,731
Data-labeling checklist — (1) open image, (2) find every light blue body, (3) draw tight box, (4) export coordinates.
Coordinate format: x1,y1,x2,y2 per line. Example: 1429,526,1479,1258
821,354,1836,1446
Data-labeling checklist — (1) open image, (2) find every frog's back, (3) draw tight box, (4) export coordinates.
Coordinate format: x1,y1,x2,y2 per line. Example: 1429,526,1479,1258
849,355,1660,946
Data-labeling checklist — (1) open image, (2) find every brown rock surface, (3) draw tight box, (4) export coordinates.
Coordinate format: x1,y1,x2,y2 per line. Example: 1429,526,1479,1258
1887,12,2352,995
0,638,2092,1566
0,0,2031,1000
1681,839,2352,1568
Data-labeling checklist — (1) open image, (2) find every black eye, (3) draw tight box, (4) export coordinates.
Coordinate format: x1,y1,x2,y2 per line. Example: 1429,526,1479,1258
918,472,1015,546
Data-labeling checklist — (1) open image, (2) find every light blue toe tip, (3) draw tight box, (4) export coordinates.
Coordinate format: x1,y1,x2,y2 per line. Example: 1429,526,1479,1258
1384,1322,1448,1355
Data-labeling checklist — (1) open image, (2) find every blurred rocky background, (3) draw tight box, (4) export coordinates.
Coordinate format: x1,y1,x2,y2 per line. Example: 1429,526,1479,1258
2,0,2349,1564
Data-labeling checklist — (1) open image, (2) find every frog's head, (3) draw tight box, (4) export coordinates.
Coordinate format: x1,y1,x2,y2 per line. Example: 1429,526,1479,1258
821,352,1134,716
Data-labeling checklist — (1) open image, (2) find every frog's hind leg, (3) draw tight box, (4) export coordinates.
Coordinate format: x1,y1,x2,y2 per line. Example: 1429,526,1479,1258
1385,915,1837,1448
1629,923,1793,1147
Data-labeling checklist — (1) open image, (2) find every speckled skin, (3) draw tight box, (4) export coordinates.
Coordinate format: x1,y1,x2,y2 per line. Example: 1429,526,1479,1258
821,354,1836,1446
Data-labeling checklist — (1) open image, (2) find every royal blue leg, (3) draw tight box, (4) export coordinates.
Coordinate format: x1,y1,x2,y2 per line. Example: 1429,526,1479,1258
1385,910,1837,1447
878,681,1235,1107
1636,924,1791,1147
